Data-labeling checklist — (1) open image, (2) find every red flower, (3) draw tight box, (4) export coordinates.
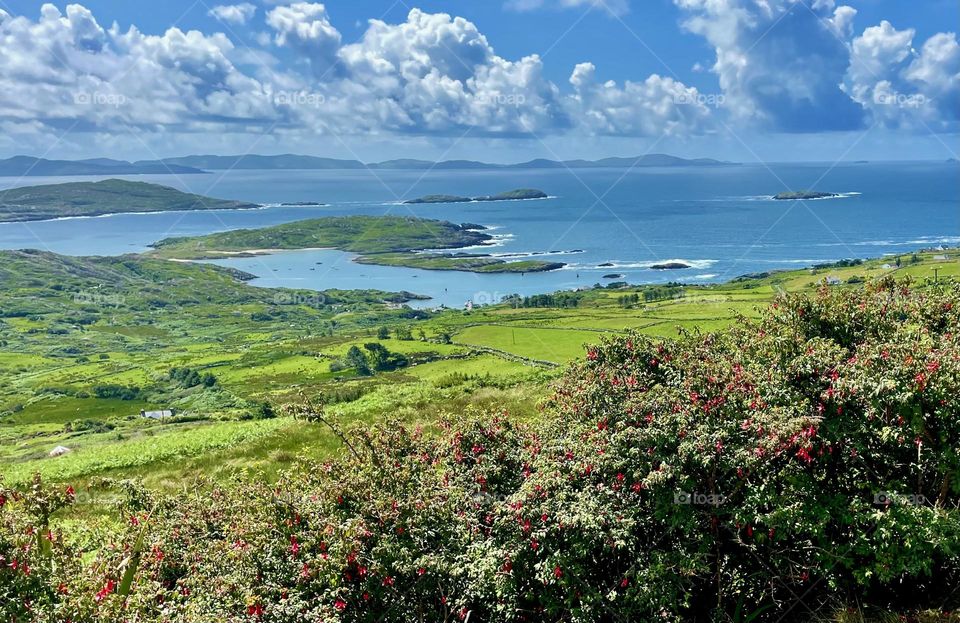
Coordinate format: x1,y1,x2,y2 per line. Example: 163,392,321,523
382,576,395,586
289,535,299,557
334,599,347,610
94,579,116,603
553,566,563,578
417,567,426,576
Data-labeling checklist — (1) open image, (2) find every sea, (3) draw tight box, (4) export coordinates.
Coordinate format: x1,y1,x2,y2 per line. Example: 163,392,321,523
0,162,957,308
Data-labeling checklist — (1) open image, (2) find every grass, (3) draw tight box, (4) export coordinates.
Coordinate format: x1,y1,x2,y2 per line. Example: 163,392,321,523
1,246,956,487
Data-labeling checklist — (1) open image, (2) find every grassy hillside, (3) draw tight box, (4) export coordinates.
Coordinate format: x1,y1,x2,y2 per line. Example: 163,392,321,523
151,215,564,272
0,179,258,222
1,247,955,488
3,275,957,622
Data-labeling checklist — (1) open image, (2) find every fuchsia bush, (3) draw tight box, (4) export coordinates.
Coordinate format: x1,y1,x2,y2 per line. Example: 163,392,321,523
2,278,958,622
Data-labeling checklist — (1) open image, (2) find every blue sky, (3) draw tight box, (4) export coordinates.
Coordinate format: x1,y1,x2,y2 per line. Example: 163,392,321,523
0,0,957,162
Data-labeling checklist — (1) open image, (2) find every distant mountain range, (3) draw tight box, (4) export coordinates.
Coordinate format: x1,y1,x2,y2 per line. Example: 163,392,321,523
0,156,206,176
0,153,738,177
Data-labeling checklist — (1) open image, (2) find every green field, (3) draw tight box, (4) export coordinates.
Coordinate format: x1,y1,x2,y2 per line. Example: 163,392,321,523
1,246,956,489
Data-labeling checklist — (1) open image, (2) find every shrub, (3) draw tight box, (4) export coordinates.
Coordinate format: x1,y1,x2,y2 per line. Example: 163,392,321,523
2,279,958,622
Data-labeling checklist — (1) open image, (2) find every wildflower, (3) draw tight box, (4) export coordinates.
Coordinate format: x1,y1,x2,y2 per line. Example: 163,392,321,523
94,579,116,603
289,535,299,557
554,566,563,578
334,599,347,610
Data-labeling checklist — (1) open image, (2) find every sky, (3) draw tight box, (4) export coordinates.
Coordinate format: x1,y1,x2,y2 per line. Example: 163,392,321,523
0,0,957,163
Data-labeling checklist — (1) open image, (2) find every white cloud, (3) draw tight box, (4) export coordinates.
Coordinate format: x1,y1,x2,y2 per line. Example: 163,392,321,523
504,0,631,17
568,62,714,136
208,3,257,26
0,1,954,158
674,0,865,132
266,2,341,77
844,22,960,130
333,9,569,135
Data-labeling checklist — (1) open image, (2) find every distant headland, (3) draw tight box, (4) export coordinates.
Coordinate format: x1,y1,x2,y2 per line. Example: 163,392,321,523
403,189,548,204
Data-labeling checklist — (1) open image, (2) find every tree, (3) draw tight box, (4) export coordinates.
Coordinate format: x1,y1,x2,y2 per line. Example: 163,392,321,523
363,342,390,371
344,345,371,375
377,326,390,340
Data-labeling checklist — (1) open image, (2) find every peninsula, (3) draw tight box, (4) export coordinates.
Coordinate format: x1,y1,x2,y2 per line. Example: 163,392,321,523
0,179,259,222
150,215,565,273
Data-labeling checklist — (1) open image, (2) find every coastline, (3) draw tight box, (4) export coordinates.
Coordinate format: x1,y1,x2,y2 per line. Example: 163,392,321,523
0,203,268,224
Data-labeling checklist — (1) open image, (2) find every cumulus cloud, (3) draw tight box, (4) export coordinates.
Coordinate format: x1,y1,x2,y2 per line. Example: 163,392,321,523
266,2,341,77
208,3,257,26
505,0,631,17
1,1,954,157
674,0,866,132
0,3,278,135
333,9,570,135
844,22,960,130
568,62,714,136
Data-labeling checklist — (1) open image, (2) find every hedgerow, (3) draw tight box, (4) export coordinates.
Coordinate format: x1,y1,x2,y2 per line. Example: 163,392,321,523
2,278,958,622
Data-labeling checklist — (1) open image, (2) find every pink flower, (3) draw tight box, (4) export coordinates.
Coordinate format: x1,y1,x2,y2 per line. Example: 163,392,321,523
334,599,347,610
94,579,115,603
554,566,563,578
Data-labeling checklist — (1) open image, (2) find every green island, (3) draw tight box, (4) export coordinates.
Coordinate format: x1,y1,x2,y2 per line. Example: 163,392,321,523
773,190,840,200
402,188,548,204
150,214,566,273
1,244,958,620
0,179,259,222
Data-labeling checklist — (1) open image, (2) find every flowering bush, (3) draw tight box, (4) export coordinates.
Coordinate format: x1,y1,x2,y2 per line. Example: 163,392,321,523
2,278,958,621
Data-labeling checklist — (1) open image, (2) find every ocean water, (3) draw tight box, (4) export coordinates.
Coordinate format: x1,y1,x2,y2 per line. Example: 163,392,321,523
0,162,957,308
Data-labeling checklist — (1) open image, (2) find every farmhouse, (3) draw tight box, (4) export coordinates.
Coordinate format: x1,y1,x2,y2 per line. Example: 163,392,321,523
141,409,175,420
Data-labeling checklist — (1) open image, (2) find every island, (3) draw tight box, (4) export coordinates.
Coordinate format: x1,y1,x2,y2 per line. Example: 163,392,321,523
650,261,691,270
772,190,840,200
0,156,206,177
149,215,565,274
0,179,260,223
403,188,548,204
602,273,625,279
279,201,327,207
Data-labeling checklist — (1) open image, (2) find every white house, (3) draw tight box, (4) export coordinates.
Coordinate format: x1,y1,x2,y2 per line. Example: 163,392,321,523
826,276,842,285
141,409,175,419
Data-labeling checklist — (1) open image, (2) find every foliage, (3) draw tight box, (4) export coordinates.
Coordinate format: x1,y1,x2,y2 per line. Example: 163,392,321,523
3,280,959,621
